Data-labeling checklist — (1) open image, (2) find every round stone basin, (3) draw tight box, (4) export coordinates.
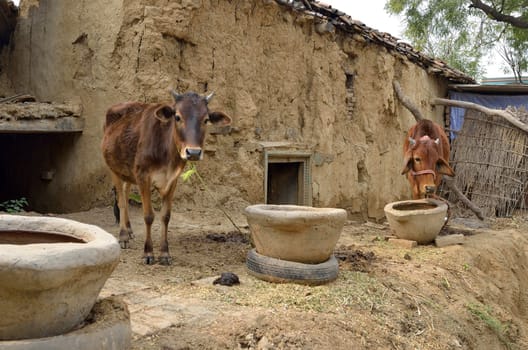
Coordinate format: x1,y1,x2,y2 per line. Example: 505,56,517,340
384,199,448,244
244,204,347,264
0,215,121,341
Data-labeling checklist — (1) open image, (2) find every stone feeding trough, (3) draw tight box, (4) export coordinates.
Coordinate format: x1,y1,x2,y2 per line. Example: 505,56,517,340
384,199,448,244
244,204,347,285
0,214,131,349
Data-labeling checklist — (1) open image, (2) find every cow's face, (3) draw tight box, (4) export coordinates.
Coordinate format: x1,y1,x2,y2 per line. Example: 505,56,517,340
401,135,454,198
156,91,232,161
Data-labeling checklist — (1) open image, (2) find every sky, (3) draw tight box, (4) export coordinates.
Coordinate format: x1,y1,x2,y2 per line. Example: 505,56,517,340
324,0,508,78
325,0,405,38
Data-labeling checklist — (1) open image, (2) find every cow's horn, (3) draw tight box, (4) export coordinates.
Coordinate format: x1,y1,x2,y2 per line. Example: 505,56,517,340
170,90,183,102
434,138,440,145
205,91,215,103
408,137,416,147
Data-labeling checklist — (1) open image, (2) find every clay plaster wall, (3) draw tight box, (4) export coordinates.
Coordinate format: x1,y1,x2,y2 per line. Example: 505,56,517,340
0,0,448,219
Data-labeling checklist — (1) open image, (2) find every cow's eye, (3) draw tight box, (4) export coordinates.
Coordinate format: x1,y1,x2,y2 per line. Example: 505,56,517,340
175,114,181,122
414,157,421,163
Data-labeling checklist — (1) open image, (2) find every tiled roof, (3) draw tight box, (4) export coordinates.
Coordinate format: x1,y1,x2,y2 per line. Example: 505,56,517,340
275,0,476,84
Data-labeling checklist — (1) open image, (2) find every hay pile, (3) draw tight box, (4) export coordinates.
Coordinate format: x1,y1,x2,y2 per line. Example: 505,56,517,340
447,107,528,217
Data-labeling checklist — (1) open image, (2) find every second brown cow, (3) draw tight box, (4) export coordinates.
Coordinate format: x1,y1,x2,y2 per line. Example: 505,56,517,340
401,119,455,199
101,91,232,265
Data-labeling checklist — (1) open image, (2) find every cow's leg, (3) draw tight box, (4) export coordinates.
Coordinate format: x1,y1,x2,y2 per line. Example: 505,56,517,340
158,182,177,266
110,173,131,249
122,182,134,239
138,177,155,265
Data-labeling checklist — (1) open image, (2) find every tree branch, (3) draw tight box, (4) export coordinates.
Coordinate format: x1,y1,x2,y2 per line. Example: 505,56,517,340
431,98,528,133
393,81,423,122
469,0,528,28
443,178,485,220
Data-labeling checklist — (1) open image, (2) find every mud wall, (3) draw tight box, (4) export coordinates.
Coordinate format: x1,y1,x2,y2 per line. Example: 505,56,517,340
0,0,448,219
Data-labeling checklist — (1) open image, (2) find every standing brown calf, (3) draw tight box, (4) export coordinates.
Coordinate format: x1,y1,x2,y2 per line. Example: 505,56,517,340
401,119,455,199
101,91,231,265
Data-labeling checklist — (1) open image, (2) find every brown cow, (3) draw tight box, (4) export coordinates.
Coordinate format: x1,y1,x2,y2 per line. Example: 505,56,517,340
401,119,455,199
101,91,232,265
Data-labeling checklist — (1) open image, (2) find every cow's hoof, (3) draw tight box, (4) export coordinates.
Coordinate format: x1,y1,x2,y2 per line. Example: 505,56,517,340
128,230,135,240
158,256,172,266
143,255,156,265
119,240,130,249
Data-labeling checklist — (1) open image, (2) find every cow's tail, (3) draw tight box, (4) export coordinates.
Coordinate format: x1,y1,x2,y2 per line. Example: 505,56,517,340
112,186,120,224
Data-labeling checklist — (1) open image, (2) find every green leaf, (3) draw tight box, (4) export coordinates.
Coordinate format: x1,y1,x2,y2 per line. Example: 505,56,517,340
128,192,142,204
386,0,528,79
181,164,197,182
0,197,28,213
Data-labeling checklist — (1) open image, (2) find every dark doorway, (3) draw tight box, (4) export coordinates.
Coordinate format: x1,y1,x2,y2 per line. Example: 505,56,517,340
264,151,312,206
267,162,303,205
0,133,79,211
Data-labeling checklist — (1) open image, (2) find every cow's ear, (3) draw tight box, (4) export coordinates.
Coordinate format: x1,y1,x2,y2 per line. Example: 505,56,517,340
155,106,175,122
209,111,232,126
401,153,412,175
437,158,455,177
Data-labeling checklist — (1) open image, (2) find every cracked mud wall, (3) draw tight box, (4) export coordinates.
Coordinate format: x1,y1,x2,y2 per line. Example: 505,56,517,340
1,0,447,219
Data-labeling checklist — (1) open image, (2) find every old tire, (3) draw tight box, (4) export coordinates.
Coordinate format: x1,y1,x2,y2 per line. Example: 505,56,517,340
246,249,339,285
0,297,131,350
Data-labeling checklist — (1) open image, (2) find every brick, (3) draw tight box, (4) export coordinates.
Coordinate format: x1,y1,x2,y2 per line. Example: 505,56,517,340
388,238,417,249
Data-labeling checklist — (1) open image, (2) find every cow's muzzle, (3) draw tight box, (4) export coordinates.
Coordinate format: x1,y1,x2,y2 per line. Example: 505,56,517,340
425,185,436,194
184,147,203,161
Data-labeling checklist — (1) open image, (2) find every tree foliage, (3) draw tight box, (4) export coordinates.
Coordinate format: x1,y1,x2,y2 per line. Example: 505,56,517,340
386,0,528,81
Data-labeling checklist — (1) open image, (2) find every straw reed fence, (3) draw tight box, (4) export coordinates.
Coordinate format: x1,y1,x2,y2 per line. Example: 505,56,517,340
445,107,528,217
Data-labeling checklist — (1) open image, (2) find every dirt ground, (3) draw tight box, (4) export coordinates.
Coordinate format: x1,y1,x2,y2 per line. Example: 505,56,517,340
56,200,528,350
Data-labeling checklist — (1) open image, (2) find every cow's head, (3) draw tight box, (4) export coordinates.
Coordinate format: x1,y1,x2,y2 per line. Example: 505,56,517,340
401,135,454,198
155,91,232,161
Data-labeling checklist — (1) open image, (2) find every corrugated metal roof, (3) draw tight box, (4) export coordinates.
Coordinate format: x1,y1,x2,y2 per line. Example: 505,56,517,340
448,84,528,94
481,76,528,85
276,0,476,84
